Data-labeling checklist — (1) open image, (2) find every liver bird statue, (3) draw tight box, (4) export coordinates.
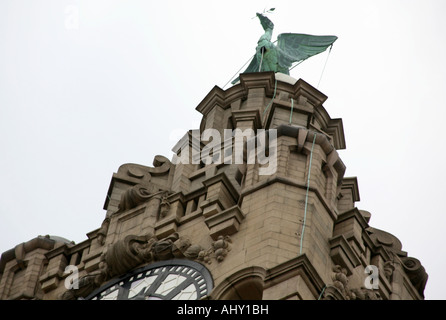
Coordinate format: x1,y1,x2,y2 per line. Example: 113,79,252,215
232,12,338,84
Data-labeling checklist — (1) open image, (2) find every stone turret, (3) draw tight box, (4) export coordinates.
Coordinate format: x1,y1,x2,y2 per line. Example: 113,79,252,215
0,72,427,300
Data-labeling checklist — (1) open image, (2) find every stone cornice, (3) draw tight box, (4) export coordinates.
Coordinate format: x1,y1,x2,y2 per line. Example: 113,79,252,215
336,207,369,230
329,234,361,275
341,177,360,202
264,254,326,299
202,172,240,203
290,78,327,107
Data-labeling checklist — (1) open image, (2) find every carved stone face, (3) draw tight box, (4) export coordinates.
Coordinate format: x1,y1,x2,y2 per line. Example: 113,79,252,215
172,238,191,257
152,238,175,260
132,242,152,261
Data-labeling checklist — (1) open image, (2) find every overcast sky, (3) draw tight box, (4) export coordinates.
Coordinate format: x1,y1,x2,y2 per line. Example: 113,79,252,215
1,0,445,300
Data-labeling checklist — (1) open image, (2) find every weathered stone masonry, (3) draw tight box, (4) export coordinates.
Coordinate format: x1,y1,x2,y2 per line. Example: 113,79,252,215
0,72,427,300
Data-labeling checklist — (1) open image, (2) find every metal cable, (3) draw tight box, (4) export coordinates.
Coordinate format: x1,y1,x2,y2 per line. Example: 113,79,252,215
300,132,317,254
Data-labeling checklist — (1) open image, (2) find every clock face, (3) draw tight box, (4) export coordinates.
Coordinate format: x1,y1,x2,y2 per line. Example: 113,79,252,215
86,259,213,300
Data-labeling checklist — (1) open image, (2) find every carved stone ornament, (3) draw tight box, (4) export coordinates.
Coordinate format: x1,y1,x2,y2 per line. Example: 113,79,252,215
159,192,171,218
212,235,232,262
96,217,110,245
330,265,352,299
321,265,382,300
401,256,428,297
349,287,382,300
322,285,381,300
383,260,395,281
366,227,404,255
116,184,160,213
60,261,109,300
61,232,233,299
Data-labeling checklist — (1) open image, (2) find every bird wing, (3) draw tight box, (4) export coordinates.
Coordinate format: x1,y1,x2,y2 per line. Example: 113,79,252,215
276,33,338,69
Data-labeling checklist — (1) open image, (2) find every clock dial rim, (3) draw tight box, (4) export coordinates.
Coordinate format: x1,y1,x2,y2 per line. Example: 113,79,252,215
85,258,213,300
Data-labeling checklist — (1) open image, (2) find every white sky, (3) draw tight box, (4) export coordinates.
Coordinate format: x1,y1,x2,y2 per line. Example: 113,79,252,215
1,0,445,300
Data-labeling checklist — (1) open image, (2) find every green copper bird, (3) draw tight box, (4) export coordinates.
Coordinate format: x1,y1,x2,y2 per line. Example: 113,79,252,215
231,13,338,84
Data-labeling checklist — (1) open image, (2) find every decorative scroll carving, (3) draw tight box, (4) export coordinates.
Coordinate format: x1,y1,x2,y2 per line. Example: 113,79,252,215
366,227,427,297
112,156,173,214
61,232,233,299
122,155,172,180
116,184,159,213
105,234,155,277
401,256,428,297
366,227,405,255
147,155,172,176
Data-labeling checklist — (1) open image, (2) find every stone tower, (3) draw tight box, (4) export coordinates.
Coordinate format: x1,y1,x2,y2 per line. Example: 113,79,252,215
0,72,427,300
